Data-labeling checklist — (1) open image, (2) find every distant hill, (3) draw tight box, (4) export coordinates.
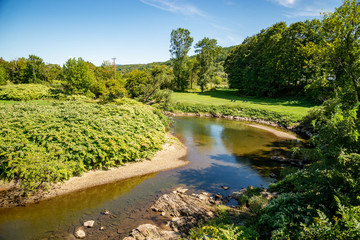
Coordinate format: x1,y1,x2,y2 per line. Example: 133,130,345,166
117,46,235,72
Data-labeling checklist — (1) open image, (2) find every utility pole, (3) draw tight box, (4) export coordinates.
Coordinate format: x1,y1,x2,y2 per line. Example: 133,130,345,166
112,57,116,79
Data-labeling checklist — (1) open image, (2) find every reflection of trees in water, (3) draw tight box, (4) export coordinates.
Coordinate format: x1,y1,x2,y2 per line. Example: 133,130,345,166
221,125,285,156
0,173,158,240
176,162,271,194
173,117,216,151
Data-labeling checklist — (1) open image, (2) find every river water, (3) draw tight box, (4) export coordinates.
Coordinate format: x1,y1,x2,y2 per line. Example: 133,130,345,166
0,117,299,239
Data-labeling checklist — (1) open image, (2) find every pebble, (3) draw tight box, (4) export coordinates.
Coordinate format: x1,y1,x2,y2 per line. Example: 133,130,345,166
83,220,95,228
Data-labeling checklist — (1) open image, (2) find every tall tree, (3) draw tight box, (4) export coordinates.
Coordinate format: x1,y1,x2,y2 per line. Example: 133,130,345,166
62,57,95,95
27,55,46,83
170,28,193,91
187,57,199,89
0,58,9,85
320,0,360,102
9,58,28,84
195,37,221,92
44,64,62,83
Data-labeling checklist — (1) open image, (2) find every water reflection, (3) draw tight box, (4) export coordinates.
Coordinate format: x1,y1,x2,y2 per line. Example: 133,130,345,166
0,116,300,240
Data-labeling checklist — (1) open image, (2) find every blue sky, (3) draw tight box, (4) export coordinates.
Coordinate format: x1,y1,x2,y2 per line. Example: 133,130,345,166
0,0,342,66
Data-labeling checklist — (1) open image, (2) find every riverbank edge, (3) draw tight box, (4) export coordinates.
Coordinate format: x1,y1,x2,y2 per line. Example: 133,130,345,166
0,133,188,208
166,111,310,139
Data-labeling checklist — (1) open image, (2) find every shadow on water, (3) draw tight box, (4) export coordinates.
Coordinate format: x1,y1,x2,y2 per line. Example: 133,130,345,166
0,173,162,240
0,116,304,240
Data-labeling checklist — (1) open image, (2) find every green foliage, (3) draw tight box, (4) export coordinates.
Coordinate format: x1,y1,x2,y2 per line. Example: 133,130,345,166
170,28,193,91
0,100,167,193
225,20,321,98
125,69,149,97
258,192,320,239
301,196,360,240
125,65,173,105
0,84,54,100
100,79,128,101
188,209,259,240
26,55,46,83
62,57,95,95
195,37,222,92
260,101,360,238
0,58,10,85
168,102,301,125
237,194,249,208
314,0,360,103
248,195,269,215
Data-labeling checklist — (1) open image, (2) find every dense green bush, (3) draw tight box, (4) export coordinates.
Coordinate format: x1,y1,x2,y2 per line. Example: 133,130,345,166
300,196,360,240
0,100,166,193
167,102,301,125
258,102,360,238
248,195,268,215
188,208,259,240
0,84,54,100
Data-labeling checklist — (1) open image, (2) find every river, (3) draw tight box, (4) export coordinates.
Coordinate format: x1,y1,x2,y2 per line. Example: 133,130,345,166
0,117,299,239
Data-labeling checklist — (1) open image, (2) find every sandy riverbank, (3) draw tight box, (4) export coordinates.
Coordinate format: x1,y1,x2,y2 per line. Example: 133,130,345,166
0,134,188,208
245,123,298,140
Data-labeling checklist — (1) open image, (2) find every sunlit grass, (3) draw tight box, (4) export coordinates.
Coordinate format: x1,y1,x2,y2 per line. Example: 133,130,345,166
172,89,316,117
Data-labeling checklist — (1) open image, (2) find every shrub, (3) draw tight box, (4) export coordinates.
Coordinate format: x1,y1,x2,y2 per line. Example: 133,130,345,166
301,196,360,240
188,209,259,240
167,102,301,125
0,100,167,193
258,192,320,239
0,84,53,100
248,195,268,215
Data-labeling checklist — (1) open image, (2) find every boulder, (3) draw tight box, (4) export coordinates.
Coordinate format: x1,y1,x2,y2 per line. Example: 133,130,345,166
74,226,86,239
124,187,216,239
123,224,180,240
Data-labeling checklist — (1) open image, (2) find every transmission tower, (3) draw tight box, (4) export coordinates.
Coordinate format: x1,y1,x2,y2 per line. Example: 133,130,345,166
112,57,116,79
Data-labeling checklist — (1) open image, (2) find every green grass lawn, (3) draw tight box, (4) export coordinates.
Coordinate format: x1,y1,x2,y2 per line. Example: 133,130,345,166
172,89,316,117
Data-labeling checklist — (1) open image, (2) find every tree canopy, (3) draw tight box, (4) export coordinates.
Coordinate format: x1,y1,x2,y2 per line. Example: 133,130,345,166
170,28,193,91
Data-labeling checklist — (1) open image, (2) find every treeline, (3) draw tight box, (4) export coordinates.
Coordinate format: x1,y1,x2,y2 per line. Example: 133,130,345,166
0,33,232,103
225,0,359,104
0,56,176,104
215,1,360,239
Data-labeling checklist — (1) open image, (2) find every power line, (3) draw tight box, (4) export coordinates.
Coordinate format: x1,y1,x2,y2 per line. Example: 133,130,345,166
112,57,116,79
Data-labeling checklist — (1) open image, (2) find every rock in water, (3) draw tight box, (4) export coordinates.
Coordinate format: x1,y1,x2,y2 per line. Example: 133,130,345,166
221,186,229,190
74,226,86,239
102,209,111,215
83,220,95,228
124,187,216,239
123,224,180,240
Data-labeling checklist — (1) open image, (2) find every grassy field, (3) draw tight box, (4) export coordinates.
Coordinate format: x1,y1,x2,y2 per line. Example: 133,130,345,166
171,89,316,117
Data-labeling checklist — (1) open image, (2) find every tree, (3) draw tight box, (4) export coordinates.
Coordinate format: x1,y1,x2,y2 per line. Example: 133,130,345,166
141,64,172,103
125,69,149,97
8,58,28,84
62,57,95,95
195,37,221,92
44,64,62,83
170,28,193,91
27,55,46,83
320,0,360,103
0,58,9,85
187,58,199,89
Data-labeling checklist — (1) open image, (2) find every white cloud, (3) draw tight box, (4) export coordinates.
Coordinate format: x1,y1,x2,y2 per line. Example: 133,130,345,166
285,6,333,18
140,0,205,17
272,0,298,8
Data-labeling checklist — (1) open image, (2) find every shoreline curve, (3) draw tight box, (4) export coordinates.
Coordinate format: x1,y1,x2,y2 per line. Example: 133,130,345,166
0,133,188,208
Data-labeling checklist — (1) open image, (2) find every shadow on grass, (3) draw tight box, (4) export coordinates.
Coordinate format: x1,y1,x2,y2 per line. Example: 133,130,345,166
191,89,316,108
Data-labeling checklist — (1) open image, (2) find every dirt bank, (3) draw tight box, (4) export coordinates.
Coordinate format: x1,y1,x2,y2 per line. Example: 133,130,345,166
245,123,298,140
0,134,188,208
